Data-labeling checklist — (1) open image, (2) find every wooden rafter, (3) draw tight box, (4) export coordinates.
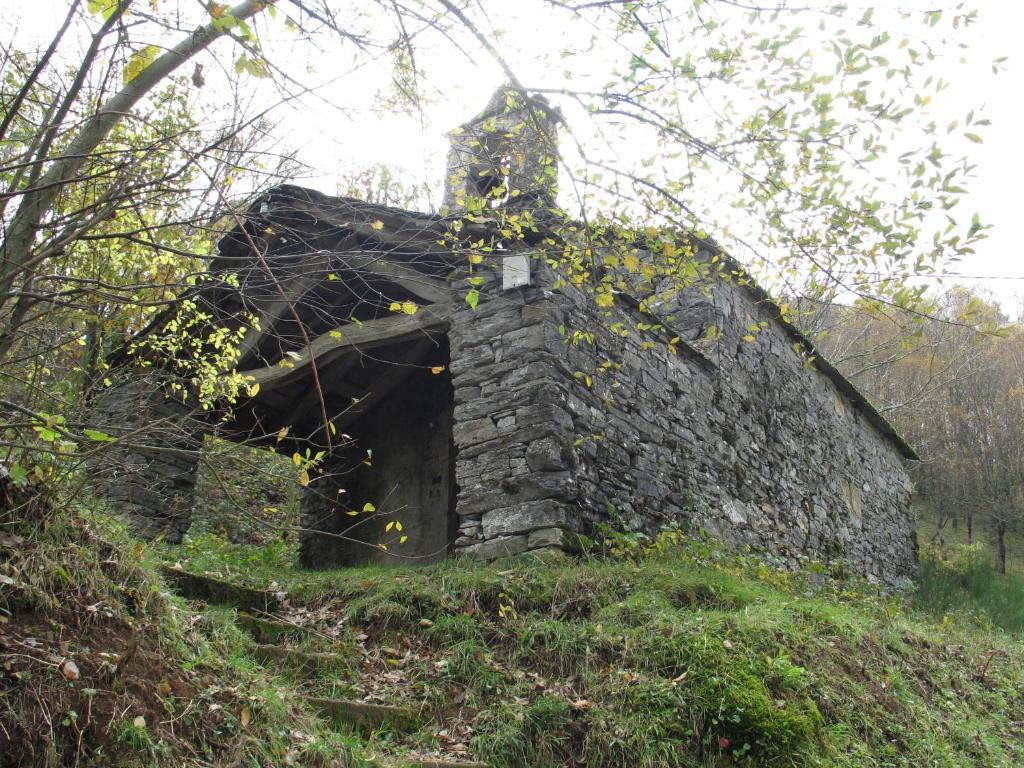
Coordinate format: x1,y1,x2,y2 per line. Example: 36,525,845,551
234,270,323,364
327,338,438,435
334,253,451,305
280,353,361,431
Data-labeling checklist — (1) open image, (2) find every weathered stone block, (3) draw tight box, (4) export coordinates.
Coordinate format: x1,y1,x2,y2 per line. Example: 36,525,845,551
481,499,571,538
460,534,531,559
526,436,569,472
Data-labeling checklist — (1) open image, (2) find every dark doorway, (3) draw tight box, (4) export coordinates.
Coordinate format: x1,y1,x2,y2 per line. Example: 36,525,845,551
298,338,456,567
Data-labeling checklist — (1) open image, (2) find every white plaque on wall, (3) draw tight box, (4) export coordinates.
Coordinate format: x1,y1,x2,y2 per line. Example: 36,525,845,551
501,254,531,290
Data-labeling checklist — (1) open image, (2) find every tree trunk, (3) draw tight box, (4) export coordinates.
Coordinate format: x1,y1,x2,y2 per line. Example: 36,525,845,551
967,512,973,544
0,0,268,356
995,521,1007,575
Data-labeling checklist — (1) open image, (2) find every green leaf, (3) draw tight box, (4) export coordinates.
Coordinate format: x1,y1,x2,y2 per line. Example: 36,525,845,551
7,463,28,486
234,54,271,79
465,288,480,310
964,133,983,144
83,429,114,442
33,426,59,442
123,45,160,84
87,0,120,20
211,13,239,33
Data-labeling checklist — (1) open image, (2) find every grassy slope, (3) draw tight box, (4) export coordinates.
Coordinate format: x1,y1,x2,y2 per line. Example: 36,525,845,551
0,500,363,768
165,532,1024,768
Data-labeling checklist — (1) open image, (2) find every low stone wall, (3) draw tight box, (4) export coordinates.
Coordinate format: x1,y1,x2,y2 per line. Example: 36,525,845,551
448,258,916,583
89,374,202,543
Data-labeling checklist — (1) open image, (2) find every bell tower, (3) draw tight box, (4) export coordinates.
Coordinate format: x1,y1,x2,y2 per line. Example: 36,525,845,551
442,87,561,216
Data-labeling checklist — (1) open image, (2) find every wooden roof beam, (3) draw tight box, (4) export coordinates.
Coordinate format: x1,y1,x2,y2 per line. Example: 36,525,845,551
234,271,323,364
334,253,452,305
238,304,450,390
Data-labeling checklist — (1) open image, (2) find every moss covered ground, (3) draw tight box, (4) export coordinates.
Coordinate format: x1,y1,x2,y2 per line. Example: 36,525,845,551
0,496,361,768
151,529,1024,768
5,470,1024,768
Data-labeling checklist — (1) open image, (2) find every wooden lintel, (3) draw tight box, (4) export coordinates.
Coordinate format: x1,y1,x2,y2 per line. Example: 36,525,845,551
238,304,450,390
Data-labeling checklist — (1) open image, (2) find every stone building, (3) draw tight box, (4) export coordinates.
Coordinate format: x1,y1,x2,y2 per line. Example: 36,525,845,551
94,88,917,583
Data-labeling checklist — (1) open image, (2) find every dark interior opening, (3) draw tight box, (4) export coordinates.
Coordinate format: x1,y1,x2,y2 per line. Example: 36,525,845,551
299,337,456,567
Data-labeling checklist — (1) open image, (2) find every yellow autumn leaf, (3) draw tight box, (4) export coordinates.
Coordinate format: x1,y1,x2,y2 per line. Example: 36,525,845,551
401,301,418,315
430,366,446,375
363,502,376,512
400,535,408,544
298,469,310,487
123,45,160,84
595,292,614,308
386,521,394,533
395,521,403,532
623,253,640,272
370,220,384,230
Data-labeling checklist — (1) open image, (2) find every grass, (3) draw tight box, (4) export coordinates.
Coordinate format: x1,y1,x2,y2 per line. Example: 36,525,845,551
914,502,1024,575
10,485,1024,767
160,530,1024,768
0,494,368,768
914,543,1024,633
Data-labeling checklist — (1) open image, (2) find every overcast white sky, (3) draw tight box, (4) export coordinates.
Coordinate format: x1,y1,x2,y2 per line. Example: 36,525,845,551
931,2,1024,315
8,1,1024,314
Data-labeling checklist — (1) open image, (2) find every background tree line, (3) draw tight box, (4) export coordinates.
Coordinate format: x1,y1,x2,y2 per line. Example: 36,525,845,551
804,287,1024,572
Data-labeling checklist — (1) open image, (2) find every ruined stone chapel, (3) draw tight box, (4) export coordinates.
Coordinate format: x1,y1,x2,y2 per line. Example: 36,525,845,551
95,88,918,584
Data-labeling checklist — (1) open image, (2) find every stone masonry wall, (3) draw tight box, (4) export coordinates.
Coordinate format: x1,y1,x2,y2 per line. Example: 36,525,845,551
90,374,202,543
448,257,916,583
447,269,581,558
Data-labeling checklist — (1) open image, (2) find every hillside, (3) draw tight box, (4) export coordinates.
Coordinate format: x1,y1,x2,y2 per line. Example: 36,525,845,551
4,490,1024,768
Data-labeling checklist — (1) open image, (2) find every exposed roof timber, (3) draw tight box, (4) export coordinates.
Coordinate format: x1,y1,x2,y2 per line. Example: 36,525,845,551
334,253,451,305
317,339,437,438
234,271,322,364
234,185,491,259
279,353,361,433
238,304,450,390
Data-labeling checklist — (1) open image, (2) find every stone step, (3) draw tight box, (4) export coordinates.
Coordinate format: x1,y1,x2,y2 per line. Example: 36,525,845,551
252,643,350,673
304,696,421,732
160,566,280,612
236,612,313,643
